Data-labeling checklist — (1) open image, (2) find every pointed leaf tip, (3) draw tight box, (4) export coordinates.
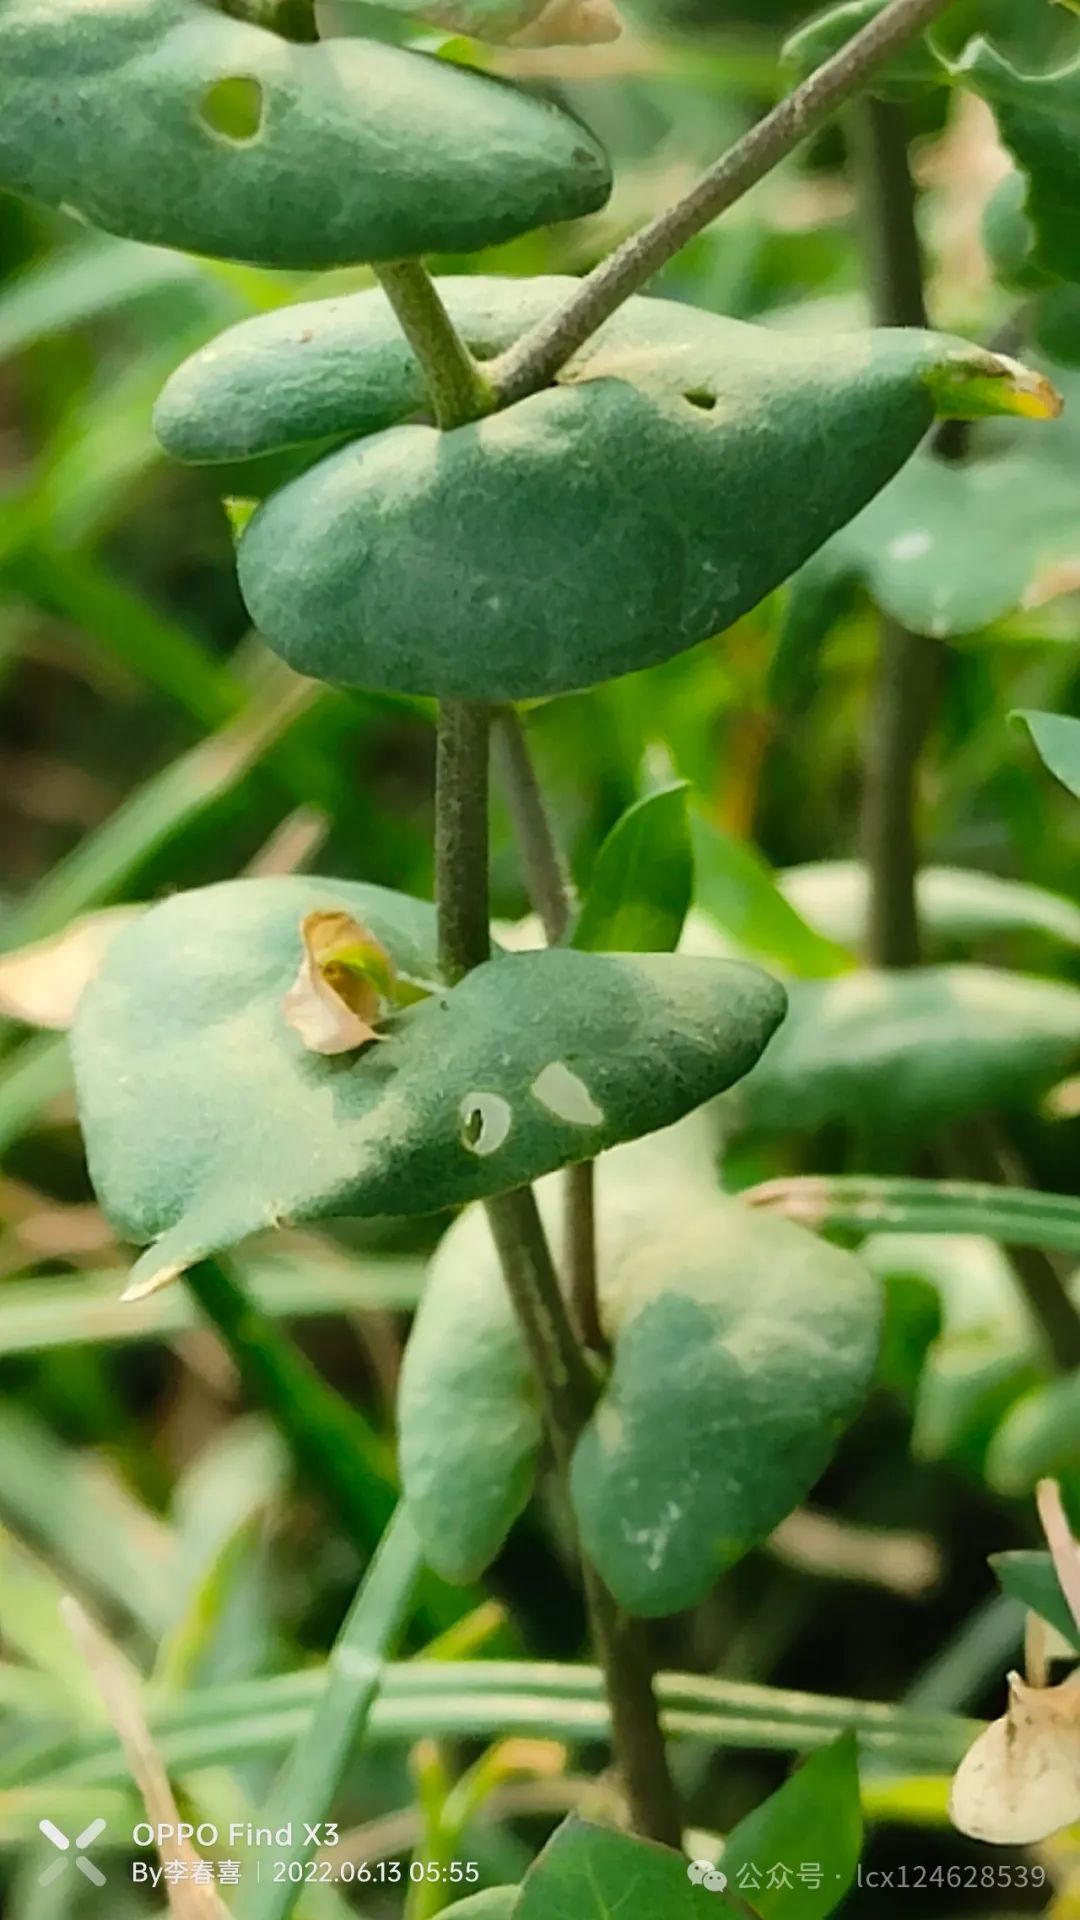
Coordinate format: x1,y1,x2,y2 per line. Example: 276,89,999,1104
926,348,1063,423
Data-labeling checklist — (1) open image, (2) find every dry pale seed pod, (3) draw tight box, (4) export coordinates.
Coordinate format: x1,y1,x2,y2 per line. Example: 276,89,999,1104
949,1669,1080,1845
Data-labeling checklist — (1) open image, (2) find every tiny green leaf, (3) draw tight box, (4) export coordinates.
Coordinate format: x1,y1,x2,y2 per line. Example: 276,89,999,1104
573,785,692,953
72,877,786,1295
721,1735,863,1919
951,35,1080,286
1015,710,1080,799
0,1,609,267
987,1377,1080,1496
447,1895,519,1919
517,1818,736,1917
990,1549,1080,1651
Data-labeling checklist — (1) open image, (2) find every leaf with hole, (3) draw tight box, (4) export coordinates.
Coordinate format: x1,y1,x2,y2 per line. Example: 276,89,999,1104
736,966,1080,1148
0,1,609,267
720,1735,862,1919
573,785,693,953
235,317,1052,699
71,877,787,1296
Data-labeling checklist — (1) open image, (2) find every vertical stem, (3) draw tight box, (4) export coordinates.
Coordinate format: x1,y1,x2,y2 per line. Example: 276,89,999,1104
494,711,606,1354
435,701,492,982
851,99,941,968
437,704,681,1846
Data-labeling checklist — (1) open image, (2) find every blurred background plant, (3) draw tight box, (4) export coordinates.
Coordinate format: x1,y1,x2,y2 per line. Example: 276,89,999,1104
0,0,1079,1914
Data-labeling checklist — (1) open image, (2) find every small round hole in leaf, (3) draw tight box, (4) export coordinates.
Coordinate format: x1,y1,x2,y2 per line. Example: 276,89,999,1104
683,388,717,412
200,77,265,145
459,1091,512,1157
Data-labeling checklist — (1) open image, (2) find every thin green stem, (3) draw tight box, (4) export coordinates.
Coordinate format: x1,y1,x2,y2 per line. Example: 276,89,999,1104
493,711,605,1354
435,689,681,1843
488,0,960,406
435,701,492,983
851,98,940,969
375,262,492,432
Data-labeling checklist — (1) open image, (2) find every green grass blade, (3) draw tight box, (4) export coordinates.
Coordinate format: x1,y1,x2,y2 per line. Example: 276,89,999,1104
236,1506,423,1920
743,1174,1080,1255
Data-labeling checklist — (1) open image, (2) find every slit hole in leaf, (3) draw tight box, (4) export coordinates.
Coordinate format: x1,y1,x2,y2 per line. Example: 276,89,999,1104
683,388,717,412
200,77,265,144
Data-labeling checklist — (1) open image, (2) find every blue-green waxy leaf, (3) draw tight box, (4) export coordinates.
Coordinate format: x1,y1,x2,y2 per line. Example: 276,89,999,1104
400,1125,879,1610
573,785,692,953
721,1735,863,1920
738,966,1080,1146
518,1819,736,1918
235,320,1048,700
0,2,609,268
1016,709,1080,800
783,360,1074,639
71,877,786,1297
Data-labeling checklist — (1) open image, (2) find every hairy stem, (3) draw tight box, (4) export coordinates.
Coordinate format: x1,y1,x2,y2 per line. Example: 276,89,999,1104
494,712,606,1353
375,262,492,433
851,98,940,968
436,688,681,1842
489,0,959,405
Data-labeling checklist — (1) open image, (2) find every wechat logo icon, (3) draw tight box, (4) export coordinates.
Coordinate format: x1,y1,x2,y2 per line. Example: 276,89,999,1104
688,1859,727,1894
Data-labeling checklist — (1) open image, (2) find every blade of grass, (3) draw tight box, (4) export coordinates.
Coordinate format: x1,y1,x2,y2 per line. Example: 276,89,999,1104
743,1174,1080,1256
236,1506,423,1920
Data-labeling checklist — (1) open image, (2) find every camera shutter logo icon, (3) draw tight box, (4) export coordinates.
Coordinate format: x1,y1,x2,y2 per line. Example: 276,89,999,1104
38,1819,107,1887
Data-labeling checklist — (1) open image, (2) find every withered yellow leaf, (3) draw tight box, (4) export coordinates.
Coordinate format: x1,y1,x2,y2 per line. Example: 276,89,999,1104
283,910,394,1055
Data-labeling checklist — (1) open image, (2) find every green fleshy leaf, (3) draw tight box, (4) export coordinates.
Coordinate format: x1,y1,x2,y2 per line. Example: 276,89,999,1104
779,861,1080,952
721,1735,863,1918
235,321,1047,700
72,878,786,1294
986,1377,1080,1496
1015,709,1080,799
737,966,1080,1145
789,369,1078,639
570,1190,879,1616
0,1,609,268
402,1125,879,1612
990,1549,1080,1650
517,1819,736,1917
693,817,851,977
573,785,692,953
952,30,1080,286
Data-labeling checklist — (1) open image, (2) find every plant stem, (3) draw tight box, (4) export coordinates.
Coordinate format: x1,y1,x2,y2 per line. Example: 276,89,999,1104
494,710,574,945
435,701,492,983
375,262,492,432
494,711,605,1354
484,1191,682,1845
851,98,940,969
488,0,959,406
380,260,682,1844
